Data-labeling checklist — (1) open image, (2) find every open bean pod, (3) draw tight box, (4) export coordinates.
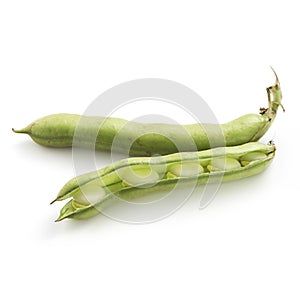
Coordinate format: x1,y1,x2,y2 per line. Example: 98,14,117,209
54,142,276,221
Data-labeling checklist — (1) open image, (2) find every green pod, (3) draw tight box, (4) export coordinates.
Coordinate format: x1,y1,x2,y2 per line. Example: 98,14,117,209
13,71,284,156
54,142,276,221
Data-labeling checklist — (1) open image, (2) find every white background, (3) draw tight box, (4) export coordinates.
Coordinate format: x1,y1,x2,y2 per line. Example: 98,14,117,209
1,1,299,299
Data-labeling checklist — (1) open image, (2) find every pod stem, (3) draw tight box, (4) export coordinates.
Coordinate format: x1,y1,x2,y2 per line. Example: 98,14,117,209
265,67,285,118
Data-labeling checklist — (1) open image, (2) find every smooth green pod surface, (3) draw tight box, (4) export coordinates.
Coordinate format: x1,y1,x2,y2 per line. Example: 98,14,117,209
54,142,276,221
13,72,283,156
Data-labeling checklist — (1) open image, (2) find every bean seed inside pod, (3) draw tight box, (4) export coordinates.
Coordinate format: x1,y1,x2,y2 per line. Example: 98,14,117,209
240,151,267,166
168,162,204,177
207,157,241,172
118,166,160,187
73,181,106,205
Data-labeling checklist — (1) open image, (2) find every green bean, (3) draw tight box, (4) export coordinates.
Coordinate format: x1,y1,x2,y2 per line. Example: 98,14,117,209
12,70,284,156
53,142,276,221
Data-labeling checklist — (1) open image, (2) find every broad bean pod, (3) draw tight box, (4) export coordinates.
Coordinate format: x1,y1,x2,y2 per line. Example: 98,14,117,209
13,70,284,156
54,142,276,221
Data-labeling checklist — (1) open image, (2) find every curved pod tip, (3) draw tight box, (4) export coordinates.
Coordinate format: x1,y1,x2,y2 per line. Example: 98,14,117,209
270,65,280,85
12,127,31,134
50,198,58,205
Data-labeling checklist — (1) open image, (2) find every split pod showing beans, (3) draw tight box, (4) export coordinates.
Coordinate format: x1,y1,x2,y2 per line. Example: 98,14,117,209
12,69,284,156
53,142,276,221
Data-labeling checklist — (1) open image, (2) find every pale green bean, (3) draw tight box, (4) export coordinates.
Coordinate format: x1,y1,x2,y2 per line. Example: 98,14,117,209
13,70,283,156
